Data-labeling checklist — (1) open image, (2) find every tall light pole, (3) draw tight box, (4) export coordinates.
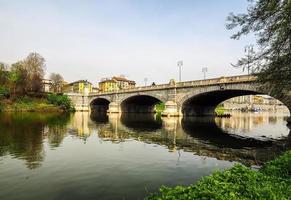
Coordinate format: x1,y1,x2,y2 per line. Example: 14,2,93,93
144,77,148,86
245,45,254,75
202,67,208,80
177,60,183,82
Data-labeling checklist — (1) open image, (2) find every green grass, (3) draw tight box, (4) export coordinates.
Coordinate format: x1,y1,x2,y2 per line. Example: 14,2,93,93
0,96,63,112
146,150,291,200
215,104,228,115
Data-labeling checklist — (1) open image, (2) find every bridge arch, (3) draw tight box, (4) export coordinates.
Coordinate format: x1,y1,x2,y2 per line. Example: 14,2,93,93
180,87,290,116
90,98,111,112
120,94,164,113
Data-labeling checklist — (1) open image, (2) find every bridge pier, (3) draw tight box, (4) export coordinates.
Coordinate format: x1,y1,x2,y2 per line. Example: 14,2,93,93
107,102,120,113
161,101,181,117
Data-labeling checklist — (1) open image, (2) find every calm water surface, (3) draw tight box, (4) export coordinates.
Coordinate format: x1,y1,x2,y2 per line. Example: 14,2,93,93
0,111,290,200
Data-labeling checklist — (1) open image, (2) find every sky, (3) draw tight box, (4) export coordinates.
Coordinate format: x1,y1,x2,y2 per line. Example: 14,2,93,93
0,0,254,86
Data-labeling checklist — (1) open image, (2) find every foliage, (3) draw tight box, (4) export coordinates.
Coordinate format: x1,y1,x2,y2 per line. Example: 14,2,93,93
260,150,291,179
155,103,165,113
9,52,46,94
49,73,64,93
47,93,74,111
0,86,10,98
215,104,226,115
147,150,291,200
226,0,291,96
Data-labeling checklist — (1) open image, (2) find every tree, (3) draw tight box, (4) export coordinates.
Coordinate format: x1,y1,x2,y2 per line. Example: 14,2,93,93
22,52,46,93
226,0,291,96
50,73,64,93
0,62,9,85
8,71,19,97
11,61,28,95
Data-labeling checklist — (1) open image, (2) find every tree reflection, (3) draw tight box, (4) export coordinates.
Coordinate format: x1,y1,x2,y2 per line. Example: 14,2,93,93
0,113,70,169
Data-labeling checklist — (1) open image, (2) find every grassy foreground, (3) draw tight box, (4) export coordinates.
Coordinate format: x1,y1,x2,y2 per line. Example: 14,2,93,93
0,94,74,112
147,150,291,200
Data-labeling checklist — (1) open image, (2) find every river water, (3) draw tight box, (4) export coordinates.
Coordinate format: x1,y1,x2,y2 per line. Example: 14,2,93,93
0,111,290,200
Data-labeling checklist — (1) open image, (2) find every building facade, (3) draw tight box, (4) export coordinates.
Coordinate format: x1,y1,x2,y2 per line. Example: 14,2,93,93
42,79,52,93
99,79,119,92
112,76,136,90
63,80,93,94
99,76,136,92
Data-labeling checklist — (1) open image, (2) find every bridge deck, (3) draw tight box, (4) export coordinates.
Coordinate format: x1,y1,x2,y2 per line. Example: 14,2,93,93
89,75,256,96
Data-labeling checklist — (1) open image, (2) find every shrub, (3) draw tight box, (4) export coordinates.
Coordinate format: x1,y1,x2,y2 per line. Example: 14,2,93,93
147,150,291,200
0,86,10,98
47,93,74,111
260,151,291,179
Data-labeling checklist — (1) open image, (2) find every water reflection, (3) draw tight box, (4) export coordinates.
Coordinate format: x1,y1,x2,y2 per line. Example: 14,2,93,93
0,111,290,170
0,112,71,169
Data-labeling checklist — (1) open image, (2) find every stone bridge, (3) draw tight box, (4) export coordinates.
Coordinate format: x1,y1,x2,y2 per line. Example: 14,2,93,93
67,75,291,121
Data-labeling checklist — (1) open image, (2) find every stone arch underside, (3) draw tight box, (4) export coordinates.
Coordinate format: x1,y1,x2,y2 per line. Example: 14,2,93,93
120,95,163,113
90,98,111,112
182,89,261,116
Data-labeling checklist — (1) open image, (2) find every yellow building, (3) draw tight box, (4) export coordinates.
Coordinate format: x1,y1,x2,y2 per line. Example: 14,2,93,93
99,79,118,92
63,80,93,94
99,76,136,92
112,76,136,90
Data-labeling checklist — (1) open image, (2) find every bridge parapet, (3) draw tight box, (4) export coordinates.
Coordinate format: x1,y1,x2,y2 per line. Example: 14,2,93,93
89,75,256,96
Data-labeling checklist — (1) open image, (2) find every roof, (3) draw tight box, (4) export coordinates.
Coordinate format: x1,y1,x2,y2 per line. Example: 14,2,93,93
68,80,92,85
112,76,136,84
99,79,118,83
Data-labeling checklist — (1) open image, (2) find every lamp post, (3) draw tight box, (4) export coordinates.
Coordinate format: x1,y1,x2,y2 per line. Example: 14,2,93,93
202,67,208,80
177,60,183,82
144,77,148,86
245,45,254,75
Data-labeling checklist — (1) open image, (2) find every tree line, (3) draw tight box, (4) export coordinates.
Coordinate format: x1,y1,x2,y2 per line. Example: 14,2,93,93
0,52,63,98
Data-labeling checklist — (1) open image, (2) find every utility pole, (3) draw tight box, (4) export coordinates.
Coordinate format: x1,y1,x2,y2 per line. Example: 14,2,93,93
202,67,208,80
177,60,183,82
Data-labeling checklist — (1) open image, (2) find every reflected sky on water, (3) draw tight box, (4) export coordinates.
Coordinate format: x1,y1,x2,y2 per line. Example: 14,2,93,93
0,111,290,200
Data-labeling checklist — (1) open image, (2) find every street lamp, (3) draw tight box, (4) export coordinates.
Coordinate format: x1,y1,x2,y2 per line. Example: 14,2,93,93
245,45,254,75
177,60,183,82
202,67,208,80
144,77,148,86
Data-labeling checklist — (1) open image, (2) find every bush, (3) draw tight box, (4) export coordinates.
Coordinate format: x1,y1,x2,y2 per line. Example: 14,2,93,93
260,151,291,179
147,151,291,200
47,94,74,111
0,86,10,98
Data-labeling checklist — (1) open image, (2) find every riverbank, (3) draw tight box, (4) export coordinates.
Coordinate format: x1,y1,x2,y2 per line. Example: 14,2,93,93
147,150,291,199
0,94,74,112
0,98,62,112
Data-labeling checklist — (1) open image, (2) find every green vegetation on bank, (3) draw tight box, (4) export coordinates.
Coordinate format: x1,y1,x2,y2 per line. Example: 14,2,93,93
147,151,291,200
155,103,165,113
47,93,75,111
0,94,74,112
0,52,74,112
215,104,227,115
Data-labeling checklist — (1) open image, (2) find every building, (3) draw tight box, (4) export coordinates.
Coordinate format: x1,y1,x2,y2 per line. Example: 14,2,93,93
42,79,52,93
99,78,119,92
112,76,136,90
92,87,99,93
63,80,93,94
223,95,287,111
99,76,136,92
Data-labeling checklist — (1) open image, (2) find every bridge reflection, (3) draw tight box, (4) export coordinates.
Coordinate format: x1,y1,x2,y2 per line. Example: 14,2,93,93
87,112,290,165
0,112,289,169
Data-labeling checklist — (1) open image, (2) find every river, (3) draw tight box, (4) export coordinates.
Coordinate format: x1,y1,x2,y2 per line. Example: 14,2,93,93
0,111,290,200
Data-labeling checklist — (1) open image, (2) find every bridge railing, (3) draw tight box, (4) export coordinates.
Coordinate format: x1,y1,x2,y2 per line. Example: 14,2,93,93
89,75,256,96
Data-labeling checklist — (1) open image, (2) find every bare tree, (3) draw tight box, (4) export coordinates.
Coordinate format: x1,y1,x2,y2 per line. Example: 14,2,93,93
22,52,46,93
50,73,64,93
